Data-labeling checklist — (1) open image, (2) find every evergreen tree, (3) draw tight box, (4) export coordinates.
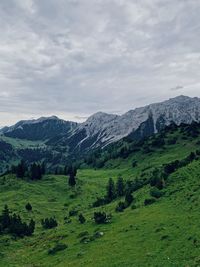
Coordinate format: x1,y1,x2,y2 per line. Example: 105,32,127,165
68,165,77,186
27,219,35,236
16,160,26,178
125,191,134,207
30,163,42,180
78,213,86,224
116,176,125,197
25,203,32,212
1,204,10,230
106,178,115,202
68,172,76,186
41,162,46,175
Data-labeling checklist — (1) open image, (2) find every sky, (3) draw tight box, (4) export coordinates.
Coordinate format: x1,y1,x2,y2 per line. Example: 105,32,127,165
0,0,200,126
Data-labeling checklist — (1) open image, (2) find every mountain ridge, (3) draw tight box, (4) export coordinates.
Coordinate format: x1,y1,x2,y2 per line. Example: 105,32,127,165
1,95,200,153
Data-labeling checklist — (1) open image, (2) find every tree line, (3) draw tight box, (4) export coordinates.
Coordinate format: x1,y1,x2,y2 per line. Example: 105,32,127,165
11,160,45,180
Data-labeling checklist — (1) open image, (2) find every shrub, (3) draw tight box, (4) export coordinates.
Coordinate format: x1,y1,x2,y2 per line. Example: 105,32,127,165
69,209,78,217
132,160,137,168
115,202,126,212
144,198,156,206
41,217,58,229
25,203,32,211
150,188,163,199
48,243,68,255
78,214,86,224
92,197,106,208
125,192,134,207
94,212,109,224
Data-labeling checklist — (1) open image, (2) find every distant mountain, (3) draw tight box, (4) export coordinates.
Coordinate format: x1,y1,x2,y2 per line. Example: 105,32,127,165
2,96,200,156
0,116,78,141
51,95,200,153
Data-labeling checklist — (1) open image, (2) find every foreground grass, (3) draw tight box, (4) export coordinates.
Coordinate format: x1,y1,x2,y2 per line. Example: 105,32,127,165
1,159,200,266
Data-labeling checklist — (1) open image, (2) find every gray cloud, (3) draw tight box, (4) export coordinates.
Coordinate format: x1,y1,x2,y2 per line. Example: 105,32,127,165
0,0,200,126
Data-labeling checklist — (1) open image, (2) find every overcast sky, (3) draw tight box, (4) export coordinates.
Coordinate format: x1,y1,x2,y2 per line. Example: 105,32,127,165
0,0,200,126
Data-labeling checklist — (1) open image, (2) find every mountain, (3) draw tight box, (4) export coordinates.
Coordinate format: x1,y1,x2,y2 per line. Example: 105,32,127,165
51,95,200,153
1,95,200,160
0,116,78,141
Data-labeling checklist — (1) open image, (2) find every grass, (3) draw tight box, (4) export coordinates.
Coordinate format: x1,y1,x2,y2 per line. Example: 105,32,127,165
1,127,200,266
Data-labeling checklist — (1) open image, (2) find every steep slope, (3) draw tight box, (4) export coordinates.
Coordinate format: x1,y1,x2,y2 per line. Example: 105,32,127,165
0,116,78,141
54,95,200,153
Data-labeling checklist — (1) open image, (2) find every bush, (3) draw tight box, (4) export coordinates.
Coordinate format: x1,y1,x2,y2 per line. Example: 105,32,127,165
125,192,134,207
25,203,32,211
115,202,126,212
69,209,78,217
78,214,86,224
132,160,137,168
144,198,156,206
150,188,163,199
92,197,106,208
41,217,58,229
94,212,109,224
48,243,68,255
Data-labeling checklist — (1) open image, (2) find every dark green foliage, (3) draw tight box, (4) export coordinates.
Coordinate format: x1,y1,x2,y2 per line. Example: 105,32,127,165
30,163,42,180
106,178,115,202
150,188,164,199
16,160,27,178
69,209,78,217
92,197,107,207
41,162,46,175
116,176,125,197
78,213,86,224
25,203,32,211
41,217,58,229
94,212,109,224
0,205,35,237
68,165,77,187
144,198,156,206
151,137,165,147
125,191,134,207
48,243,68,255
115,201,126,212
150,168,166,190
132,160,137,168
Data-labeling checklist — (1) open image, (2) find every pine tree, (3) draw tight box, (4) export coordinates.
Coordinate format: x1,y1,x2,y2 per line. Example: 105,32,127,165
125,191,134,207
25,203,32,211
106,178,115,202
41,162,46,175
16,160,26,178
78,213,86,224
68,172,76,186
116,176,125,197
30,163,42,180
1,205,10,230
68,165,77,186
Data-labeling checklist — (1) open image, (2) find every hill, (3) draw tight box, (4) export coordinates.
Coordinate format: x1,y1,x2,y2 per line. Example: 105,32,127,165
1,122,200,266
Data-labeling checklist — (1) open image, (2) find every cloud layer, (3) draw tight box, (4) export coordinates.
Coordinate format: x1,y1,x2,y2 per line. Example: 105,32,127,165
0,0,200,125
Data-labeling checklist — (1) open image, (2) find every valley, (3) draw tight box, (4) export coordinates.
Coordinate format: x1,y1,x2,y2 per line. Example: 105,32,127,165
1,120,200,266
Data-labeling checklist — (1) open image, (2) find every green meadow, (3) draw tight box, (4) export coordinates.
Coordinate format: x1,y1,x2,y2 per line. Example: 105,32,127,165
1,125,200,266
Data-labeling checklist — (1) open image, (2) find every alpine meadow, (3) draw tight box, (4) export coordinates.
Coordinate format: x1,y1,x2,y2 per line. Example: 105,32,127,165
1,1,200,267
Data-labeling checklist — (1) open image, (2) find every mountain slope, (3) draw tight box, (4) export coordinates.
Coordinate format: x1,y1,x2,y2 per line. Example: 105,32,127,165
52,95,200,153
1,95,200,168
1,116,78,141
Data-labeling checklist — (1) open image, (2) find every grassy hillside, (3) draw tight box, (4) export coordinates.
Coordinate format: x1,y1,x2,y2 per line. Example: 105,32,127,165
1,123,200,266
